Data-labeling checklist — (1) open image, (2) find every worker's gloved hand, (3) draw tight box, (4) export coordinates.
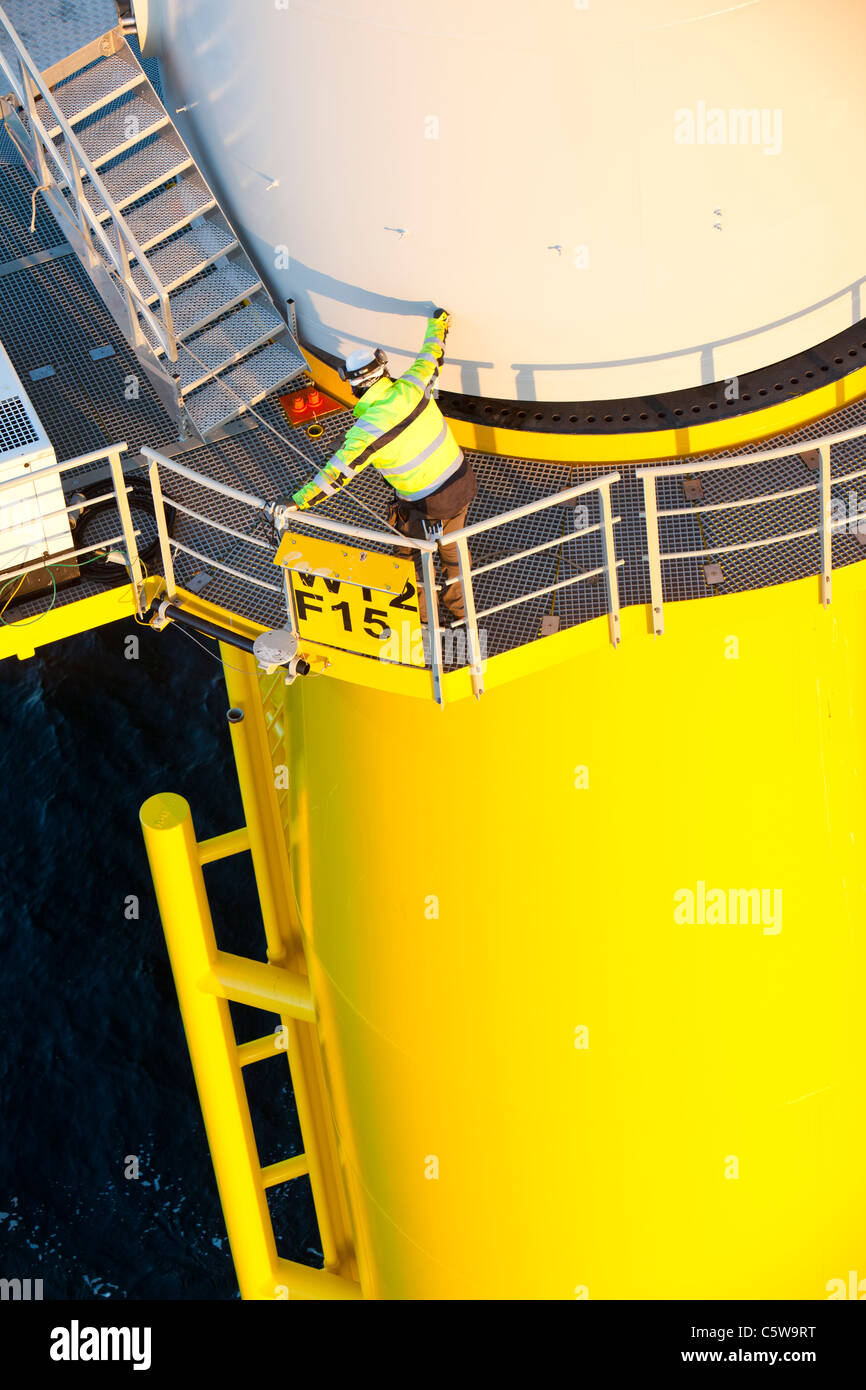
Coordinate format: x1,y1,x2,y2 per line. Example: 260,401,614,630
431,307,450,338
268,496,300,534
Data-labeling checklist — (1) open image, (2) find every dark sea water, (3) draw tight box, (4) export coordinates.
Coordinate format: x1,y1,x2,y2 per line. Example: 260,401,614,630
0,617,318,1299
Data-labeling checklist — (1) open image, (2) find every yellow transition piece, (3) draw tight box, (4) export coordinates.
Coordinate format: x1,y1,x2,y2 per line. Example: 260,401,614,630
277,563,866,1298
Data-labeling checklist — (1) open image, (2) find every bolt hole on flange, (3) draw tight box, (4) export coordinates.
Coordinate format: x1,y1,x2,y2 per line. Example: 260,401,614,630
445,324,863,437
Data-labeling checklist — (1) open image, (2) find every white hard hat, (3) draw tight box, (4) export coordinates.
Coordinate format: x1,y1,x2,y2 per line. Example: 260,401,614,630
345,347,378,374
340,345,389,396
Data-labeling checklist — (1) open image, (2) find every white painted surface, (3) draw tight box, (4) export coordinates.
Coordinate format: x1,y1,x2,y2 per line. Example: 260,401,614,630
122,2,866,398
0,341,72,567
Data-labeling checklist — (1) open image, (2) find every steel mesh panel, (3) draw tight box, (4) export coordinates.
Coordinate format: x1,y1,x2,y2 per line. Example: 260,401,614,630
177,301,284,390
81,131,190,218
131,219,237,299
0,161,69,260
67,90,166,166
123,172,216,251
0,0,119,75
47,53,145,123
0,254,172,464
0,396,39,451
168,263,262,338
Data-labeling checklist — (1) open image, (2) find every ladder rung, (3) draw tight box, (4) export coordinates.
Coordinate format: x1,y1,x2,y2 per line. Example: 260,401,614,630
261,1154,309,1189
197,825,250,865
208,949,315,1021
237,1032,285,1067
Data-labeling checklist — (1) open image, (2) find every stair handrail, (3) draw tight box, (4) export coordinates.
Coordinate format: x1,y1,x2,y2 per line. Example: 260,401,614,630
0,6,178,361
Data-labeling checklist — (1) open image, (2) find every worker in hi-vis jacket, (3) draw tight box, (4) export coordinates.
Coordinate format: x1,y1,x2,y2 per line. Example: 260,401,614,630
271,310,477,623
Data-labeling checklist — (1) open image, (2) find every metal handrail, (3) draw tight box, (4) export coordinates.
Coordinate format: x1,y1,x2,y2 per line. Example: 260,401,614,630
655,480,817,518
139,449,622,701
0,531,139,585
0,440,147,615
12,417,866,693
139,446,436,552
0,6,177,360
142,447,446,705
633,420,866,480
448,473,623,696
107,420,866,694
636,421,866,634
444,474,619,544
140,449,268,511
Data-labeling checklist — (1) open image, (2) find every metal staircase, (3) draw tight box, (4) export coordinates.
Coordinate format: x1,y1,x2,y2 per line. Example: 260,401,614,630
0,13,306,442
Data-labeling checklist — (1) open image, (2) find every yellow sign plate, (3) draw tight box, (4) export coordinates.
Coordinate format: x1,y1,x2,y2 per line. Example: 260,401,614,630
274,531,411,592
275,532,425,666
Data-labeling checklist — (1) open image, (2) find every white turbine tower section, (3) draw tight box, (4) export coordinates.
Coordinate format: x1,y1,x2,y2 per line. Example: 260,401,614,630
134,0,866,401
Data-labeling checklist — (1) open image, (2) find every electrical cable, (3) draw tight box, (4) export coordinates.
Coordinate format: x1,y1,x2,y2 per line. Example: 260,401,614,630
0,568,55,626
72,476,175,584
165,616,269,676
0,572,27,618
0,549,138,628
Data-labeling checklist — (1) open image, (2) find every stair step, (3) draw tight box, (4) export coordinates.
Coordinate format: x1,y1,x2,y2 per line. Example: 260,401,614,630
82,134,192,217
185,341,307,437
164,263,263,341
131,221,238,300
124,173,217,252
69,91,168,170
177,301,287,391
40,51,146,134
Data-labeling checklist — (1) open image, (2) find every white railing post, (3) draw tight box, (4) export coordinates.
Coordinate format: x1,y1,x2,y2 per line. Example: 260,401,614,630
455,536,484,699
146,454,177,599
420,549,444,706
818,443,832,607
65,136,97,263
107,449,146,613
160,290,179,366
598,480,621,647
19,64,51,189
113,221,146,352
640,470,665,635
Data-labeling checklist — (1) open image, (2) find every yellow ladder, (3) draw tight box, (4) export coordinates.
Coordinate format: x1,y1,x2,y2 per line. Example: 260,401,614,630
140,648,359,1300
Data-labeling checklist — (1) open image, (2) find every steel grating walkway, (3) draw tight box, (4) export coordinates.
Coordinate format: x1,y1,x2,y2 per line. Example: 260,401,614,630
4,154,866,666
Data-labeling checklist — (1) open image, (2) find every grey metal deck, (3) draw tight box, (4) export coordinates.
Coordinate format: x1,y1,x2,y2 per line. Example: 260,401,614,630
0,0,119,74
3,151,866,665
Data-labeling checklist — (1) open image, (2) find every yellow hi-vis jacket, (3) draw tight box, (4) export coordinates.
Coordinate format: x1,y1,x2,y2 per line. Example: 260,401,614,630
291,317,463,510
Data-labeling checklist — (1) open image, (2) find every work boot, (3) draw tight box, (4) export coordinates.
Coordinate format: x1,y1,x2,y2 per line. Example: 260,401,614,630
441,571,466,621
